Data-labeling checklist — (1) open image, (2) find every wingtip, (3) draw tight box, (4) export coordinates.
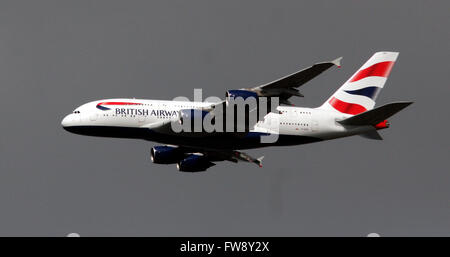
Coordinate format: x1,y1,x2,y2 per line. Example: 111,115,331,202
398,101,414,107
332,57,343,68
257,156,264,167
403,101,414,109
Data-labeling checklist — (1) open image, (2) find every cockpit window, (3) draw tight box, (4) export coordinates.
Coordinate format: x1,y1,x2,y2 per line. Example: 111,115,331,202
73,111,81,114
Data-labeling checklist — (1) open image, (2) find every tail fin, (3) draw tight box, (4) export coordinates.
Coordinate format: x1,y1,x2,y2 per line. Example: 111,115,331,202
320,51,399,115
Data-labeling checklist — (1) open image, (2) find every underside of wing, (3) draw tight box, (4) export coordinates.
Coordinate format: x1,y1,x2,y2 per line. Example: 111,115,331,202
150,144,265,172
199,148,264,167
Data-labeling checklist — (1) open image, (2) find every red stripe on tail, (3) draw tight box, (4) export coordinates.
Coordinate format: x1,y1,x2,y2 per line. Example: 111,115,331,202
349,61,394,82
329,97,367,115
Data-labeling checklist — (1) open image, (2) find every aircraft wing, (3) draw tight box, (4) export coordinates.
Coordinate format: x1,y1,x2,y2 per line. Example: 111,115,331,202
141,120,174,133
143,57,342,134
178,147,264,168
249,57,342,105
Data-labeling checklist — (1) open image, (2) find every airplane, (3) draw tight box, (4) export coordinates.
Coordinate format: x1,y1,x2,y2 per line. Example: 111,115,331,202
61,51,412,172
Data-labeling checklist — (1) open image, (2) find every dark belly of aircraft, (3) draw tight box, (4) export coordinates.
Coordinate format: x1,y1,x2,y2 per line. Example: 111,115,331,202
63,125,322,150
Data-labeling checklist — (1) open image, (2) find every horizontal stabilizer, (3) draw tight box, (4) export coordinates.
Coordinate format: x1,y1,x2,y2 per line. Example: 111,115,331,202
359,129,383,140
338,101,413,126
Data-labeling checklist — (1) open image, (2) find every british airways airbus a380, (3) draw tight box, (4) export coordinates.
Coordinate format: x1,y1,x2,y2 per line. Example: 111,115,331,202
61,52,412,172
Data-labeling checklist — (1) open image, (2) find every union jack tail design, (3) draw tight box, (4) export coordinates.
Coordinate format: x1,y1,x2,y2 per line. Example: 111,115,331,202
320,51,399,115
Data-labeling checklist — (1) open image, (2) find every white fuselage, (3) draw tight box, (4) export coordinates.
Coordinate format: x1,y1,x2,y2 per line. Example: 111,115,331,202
61,98,374,150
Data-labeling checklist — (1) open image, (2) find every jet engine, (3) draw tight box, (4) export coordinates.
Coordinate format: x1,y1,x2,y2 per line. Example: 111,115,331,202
176,154,215,172
150,145,184,164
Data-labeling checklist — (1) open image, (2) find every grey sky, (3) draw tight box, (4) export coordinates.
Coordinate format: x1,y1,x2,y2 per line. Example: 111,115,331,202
0,0,448,236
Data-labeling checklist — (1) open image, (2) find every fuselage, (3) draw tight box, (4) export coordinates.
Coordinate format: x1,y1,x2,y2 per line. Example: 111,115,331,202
61,98,374,150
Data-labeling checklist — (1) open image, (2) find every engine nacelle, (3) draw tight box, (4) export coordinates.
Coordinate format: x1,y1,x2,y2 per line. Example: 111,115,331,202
226,90,258,101
176,155,215,172
150,145,184,164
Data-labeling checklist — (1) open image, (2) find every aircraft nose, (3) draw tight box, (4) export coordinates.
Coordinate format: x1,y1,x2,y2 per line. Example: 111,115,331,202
61,114,72,127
